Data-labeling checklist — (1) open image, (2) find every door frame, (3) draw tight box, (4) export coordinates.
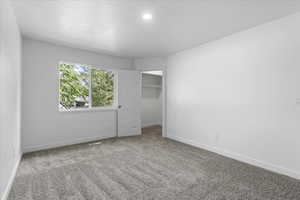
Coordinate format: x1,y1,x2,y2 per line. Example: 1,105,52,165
140,69,167,138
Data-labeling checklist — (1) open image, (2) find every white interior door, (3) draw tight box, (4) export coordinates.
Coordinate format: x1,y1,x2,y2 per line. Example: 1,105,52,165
117,70,141,137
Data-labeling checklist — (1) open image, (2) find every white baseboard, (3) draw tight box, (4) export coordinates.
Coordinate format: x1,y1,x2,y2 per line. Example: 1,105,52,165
142,124,162,128
1,155,21,200
142,123,162,128
167,135,300,180
23,134,114,153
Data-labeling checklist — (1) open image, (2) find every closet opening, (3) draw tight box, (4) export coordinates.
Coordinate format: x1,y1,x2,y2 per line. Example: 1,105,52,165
141,71,164,137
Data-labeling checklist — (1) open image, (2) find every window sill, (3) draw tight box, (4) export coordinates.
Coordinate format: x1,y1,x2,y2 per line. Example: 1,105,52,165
59,106,118,113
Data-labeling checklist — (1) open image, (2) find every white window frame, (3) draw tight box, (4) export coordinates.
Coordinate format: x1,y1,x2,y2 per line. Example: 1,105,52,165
58,61,118,112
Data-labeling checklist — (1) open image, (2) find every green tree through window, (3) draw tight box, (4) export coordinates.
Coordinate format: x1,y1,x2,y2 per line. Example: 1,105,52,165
91,68,114,107
59,63,115,110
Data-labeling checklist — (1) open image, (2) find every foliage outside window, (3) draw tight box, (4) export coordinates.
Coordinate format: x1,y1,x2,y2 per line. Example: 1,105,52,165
59,63,115,111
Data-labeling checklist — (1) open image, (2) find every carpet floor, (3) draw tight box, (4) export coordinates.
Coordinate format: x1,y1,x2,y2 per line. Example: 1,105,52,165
8,126,300,200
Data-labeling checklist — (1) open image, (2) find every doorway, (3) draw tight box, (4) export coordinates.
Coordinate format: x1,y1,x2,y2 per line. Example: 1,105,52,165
141,70,164,137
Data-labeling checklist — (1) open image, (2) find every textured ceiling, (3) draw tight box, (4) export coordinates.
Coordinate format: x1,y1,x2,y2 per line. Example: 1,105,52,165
12,0,300,58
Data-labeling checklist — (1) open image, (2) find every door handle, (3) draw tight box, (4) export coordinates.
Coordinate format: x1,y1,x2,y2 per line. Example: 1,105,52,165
118,105,122,109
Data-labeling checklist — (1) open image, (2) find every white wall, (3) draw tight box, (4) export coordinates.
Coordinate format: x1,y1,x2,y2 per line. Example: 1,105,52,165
134,57,167,71
0,0,22,199
167,12,300,179
142,74,162,127
22,38,133,152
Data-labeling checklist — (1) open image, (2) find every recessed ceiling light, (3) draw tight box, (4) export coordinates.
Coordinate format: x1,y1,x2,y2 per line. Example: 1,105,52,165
142,13,153,21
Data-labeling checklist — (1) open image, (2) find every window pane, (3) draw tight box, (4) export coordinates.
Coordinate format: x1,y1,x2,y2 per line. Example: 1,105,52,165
91,68,114,107
59,64,89,110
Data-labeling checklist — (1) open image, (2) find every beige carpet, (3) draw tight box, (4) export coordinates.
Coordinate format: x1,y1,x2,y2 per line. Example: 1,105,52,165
8,126,300,200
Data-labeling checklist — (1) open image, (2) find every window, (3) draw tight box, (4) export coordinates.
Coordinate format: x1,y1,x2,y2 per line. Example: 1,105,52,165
59,62,116,111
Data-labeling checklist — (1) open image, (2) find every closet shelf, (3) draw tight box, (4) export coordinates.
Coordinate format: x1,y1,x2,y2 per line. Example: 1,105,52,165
142,84,162,89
